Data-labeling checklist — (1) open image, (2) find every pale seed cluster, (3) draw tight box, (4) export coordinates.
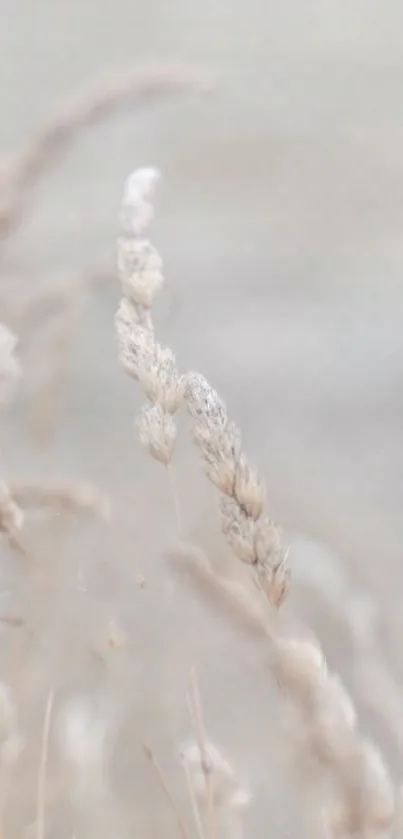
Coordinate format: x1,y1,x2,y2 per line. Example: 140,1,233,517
185,372,290,608
115,168,184,465
183,370,395,834
274,637,394,835
114,168,397,837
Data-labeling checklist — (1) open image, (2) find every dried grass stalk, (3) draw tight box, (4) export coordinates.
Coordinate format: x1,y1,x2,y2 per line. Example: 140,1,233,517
36,691,54,839
0,62,212,239
11,479,110,520
182,670,251,839
185,373,290,608
3,264,113,438
115,168,185,535
0,63,208,438
184,373,395,837
114,167,396,837
294,536,403,768
19,266,110,437
143,743,192,839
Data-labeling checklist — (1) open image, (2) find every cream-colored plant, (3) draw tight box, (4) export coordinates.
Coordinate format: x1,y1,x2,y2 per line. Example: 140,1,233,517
0,62,208,437
115,167,396,839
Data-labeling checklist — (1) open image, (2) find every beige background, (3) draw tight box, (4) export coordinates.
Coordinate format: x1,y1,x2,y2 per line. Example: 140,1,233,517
1,1,403,837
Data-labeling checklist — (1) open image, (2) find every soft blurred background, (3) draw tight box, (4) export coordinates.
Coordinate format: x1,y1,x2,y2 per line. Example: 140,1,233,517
0,1,403,837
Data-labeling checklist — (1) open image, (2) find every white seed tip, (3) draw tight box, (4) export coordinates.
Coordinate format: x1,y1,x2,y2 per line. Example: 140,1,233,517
123,167,160,204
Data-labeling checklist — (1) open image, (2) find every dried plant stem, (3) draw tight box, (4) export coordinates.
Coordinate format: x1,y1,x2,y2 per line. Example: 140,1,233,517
115,168,185,532
187,670,219,839
184,375,395,836
11,479,110,520
171,542,274,639
295,538,403,769
167,463,183,539
180,756,207,839
180,696,250,839
36,690,54,839
18,264,113,437
0,63,211,239
142,744,191,839
115,167,396,838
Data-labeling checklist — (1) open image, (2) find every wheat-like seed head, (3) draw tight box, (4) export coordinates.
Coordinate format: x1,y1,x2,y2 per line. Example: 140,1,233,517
116,168,184,466
118,239,164,308
273,635,395,833
0,63,210,239
185,371,290,607
10,479,110,519
136,403,177,465
114,167,397,837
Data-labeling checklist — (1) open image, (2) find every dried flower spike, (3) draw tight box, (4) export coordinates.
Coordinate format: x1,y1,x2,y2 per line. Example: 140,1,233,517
136,403,177,465
113,169,396,838
116,168,184,470
185,372,290,608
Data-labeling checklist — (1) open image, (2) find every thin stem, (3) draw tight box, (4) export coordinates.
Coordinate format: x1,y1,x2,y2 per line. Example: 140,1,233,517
0,757,8,839
181,753,207,839
142,744,191,839
187,669,219,839
166,462,183,539
37,690,54,839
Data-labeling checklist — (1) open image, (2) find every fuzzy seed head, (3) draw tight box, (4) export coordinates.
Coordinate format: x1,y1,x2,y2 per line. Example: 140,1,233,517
220,496,257,564
118,238,163,308
136,403,177,464
234,456,265,520
185,372,229,430
254,518,283,565
116,302,183,411
275,638,326,698
138,345,185,413
115,303,155,380
195,424,241,494
357,740,395,829
316,675,357,733
186,374,242,491
309,675,357,763
123,167,160,205
256,552,291,608
120,166,160,236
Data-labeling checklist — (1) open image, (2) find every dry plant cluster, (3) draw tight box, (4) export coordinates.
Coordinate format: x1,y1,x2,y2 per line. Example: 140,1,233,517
0,60,401,839
113,165,401,839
